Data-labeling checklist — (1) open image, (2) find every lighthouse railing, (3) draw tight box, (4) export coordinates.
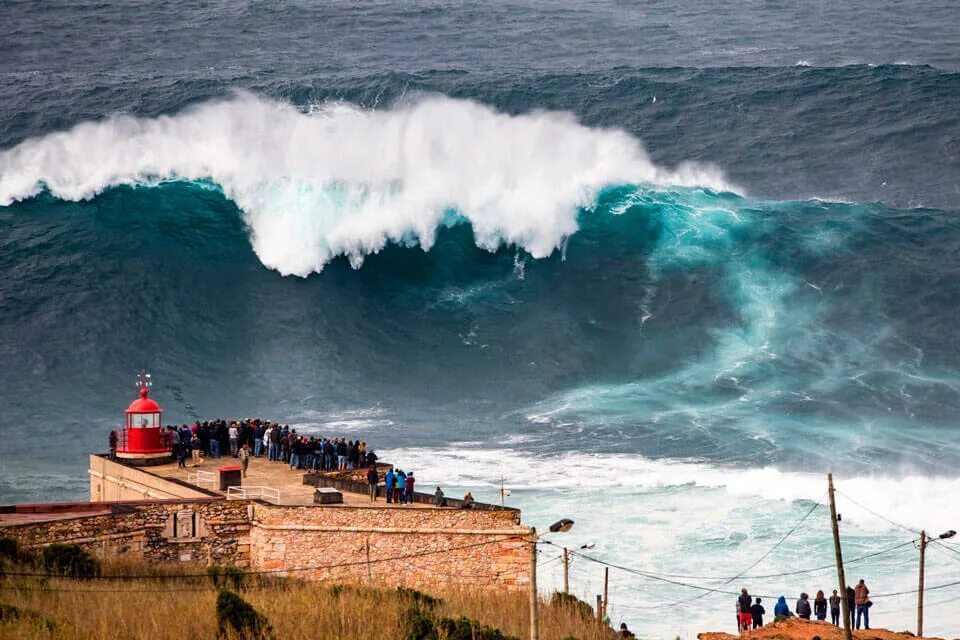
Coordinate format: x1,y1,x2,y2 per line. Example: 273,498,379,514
226,485,281,504
187,470,216,488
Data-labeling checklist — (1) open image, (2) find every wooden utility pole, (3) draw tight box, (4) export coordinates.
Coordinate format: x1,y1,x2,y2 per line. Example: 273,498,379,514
596,595,603,627
918,530,927,637
828,474,853,640
365,537,372,583
563,547,569,594
603,567,610,620
529,528,539,640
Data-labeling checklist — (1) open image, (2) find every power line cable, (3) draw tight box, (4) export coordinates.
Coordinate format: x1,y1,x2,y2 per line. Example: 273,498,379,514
549,544,778,600
930,540,960,558
543,494,891,607
0,535,522,581
871,579,960,599
834,490,920,535
549,538,916,582
666,495,825,606
926,541,960,566
883,590,960,615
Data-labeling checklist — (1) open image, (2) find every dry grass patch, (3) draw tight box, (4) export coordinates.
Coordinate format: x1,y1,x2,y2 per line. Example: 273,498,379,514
0,556,614,640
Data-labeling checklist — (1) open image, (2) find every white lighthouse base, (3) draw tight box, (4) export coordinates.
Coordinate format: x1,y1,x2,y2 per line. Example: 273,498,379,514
115,451,173,467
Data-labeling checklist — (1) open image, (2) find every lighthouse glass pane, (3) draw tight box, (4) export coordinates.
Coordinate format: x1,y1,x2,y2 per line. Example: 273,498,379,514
131,413,159,428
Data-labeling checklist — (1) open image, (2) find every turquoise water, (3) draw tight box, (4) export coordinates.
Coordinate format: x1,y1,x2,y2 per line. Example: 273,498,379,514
2,0,959,635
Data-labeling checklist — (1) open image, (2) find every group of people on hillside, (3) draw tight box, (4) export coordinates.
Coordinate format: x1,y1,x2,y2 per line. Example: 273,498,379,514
737,579,872,634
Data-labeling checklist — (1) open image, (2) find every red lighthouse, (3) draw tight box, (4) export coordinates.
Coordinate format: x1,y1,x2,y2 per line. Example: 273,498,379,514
116,371,172,465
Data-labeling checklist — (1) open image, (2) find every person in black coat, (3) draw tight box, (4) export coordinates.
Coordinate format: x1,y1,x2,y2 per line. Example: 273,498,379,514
846,586,856,628
750,598,765,629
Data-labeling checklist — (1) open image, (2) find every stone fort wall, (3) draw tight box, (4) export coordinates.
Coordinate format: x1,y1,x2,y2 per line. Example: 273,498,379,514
1,500,531,592
2,500,252,566
250,503,529,590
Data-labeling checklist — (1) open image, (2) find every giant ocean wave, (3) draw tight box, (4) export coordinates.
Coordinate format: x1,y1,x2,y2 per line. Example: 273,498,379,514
2,71,960,640
0,93,733,275
1,95,958,476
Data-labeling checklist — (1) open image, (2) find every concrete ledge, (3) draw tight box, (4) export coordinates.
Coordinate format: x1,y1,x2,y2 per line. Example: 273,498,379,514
303,473,520,517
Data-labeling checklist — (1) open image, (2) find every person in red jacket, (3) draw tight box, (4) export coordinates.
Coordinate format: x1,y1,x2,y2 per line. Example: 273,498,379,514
405,471,416,504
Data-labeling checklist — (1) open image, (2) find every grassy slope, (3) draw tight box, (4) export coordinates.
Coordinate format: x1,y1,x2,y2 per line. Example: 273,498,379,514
0,560,614,640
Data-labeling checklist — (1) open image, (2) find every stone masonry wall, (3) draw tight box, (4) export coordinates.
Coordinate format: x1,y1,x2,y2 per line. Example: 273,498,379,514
2,500,252,567
250,504,531,591
1,500,531,593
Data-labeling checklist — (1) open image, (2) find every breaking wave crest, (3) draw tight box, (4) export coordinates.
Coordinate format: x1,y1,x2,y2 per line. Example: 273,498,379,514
0,92,734,276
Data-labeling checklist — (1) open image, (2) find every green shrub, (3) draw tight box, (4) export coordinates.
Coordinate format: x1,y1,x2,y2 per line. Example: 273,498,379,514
216,589,272,639
40,544,100,579
405,606,438,640
436,615,517,640
403,607,516,640
551,592,594,620
397,586,443,609
208,565,246,590
0,537,18,563
0,603,57,632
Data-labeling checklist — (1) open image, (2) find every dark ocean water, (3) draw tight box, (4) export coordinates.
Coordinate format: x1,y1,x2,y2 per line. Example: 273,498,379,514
2,1,960,635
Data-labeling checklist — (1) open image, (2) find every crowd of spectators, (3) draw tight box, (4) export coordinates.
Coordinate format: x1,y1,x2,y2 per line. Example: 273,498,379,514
130,418,378,471
737,579,872,635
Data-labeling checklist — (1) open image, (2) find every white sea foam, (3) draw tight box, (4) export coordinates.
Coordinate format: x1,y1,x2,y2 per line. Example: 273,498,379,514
383,447,959,534
0,92,735,276
381,446,960,637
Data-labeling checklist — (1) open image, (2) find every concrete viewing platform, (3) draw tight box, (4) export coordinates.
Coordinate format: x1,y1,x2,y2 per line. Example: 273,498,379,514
149,455,438,507
91,453,493,511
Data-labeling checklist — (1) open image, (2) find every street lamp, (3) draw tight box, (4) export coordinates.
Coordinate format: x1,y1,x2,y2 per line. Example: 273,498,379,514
918,529,956,636
529,519,575,640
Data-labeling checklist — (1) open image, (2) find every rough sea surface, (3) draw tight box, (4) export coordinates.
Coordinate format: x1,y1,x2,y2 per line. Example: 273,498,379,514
1,1,959,636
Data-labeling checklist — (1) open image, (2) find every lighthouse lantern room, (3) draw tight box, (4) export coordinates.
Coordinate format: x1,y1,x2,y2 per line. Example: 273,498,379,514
116,371,172,465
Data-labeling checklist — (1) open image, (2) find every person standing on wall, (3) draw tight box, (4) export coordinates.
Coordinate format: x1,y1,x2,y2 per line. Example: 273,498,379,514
191,431,204,467
367,464,379,501
404,471,416,504
384,467,395,504
239,442,251,477
108,429,118,460
396,470,407,504
228,421,239,457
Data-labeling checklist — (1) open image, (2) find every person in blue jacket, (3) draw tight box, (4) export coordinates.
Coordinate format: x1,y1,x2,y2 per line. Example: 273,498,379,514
774,596,793,618
396,470,407,504
384,468,396,503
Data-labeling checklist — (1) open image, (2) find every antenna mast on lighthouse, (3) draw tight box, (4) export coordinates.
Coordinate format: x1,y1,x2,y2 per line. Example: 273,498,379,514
136,370,153,394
